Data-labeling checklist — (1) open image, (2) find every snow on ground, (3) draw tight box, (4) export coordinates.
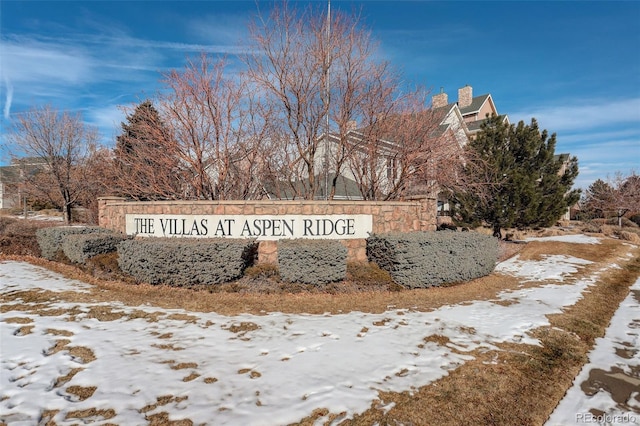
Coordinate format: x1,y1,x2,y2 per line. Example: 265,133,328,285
1,262,92,295
546,277,640,426
0,236,637,425
495,255,593,283
14,213,64,222
525,234,602,244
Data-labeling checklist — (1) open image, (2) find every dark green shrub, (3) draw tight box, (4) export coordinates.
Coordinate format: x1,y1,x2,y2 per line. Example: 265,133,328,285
62,233,130,264
117,238,257,286
366,231,499,288
36,226,113,260
277,239,347,285
630,214,640,227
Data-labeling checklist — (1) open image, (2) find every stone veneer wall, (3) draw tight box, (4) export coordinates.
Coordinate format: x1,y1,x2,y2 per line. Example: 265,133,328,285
98,197,436,263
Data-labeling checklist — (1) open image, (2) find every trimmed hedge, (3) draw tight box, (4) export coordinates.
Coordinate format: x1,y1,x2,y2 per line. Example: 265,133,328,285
117,238,257,286
367,231,499,288
62,233,130,264
277,239,347,285
36,226,114,260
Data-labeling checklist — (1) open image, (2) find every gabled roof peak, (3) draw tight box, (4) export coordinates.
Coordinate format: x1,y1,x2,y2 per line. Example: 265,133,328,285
458,93,492,115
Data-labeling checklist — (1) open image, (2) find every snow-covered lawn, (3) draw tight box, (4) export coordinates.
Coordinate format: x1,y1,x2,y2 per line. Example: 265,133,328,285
546,277,640,426
1,235,638,425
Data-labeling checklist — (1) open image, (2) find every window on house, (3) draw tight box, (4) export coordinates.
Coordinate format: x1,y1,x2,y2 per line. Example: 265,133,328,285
386,157,397,180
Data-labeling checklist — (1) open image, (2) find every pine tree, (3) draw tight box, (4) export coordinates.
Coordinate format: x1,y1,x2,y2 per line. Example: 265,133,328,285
114,100,182,200
452,115,580,238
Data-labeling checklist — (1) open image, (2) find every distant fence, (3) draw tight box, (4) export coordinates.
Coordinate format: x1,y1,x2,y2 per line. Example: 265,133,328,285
98,197,437,263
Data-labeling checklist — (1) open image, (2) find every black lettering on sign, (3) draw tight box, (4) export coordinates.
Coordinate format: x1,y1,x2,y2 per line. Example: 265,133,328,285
135,218,155,234
282,219,294,236
241,220,253,237
200,219,209,235
214,218,235,236
303,219,313,236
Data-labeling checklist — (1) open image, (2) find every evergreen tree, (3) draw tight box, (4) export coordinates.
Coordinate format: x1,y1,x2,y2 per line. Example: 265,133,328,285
114,100,182,200
452,115,580,238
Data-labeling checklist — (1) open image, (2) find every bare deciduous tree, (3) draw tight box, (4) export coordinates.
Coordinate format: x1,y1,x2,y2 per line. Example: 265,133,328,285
583,171,640,226
343,92,464,201
322,10,400,200
244,2,456,201
8,105,98,223
243,2,329,199
159,53,267,200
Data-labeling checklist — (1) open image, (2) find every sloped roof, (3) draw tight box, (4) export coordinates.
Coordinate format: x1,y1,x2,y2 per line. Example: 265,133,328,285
0,161,46,184
432,103,458,120
353,106,469,145
466,114,509,133
321,130,398,160
466,120,485,133
267,173,363,200
459,94,492,116
0,166,21,184
11,157,47,166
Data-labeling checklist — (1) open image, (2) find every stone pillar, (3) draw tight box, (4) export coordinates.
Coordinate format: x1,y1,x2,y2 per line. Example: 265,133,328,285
97,197,126,229
407,195,437,231
258,241,278,264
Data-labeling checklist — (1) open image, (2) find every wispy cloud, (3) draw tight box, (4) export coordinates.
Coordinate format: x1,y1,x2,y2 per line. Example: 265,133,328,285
0,29,245,113
1,35,92,84
2,76,13,119
510,97,640,132
508,97,640,190
83,104,127,145
185,12,250,47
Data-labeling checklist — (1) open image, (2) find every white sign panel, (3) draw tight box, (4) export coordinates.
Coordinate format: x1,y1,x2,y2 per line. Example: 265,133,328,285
125,214,373,240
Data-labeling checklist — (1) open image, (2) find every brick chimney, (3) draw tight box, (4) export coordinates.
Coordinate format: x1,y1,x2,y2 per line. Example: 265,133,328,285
458,85,473,108
432,87,448,108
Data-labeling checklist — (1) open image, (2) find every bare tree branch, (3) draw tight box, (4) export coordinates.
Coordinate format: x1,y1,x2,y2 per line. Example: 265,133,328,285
8,105,97,223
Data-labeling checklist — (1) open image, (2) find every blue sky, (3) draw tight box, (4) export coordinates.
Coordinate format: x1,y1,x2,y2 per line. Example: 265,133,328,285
1,0,638,190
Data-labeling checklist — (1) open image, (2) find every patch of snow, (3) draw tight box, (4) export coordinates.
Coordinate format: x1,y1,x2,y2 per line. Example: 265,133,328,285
0,245,634,425
546,278,640,426
495,254,593,282
0,261,92,294
525,234,601,244
16,214,64,222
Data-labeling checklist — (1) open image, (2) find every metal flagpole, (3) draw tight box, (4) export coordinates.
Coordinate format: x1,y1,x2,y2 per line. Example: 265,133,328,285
324,0,331,200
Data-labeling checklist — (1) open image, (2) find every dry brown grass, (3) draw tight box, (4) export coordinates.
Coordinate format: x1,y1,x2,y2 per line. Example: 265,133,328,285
65,385,97,401
2,254,530,316
141,396,193,426
311,244,640,426
0,218,57,256
65,408,116,422
616,230,640,243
